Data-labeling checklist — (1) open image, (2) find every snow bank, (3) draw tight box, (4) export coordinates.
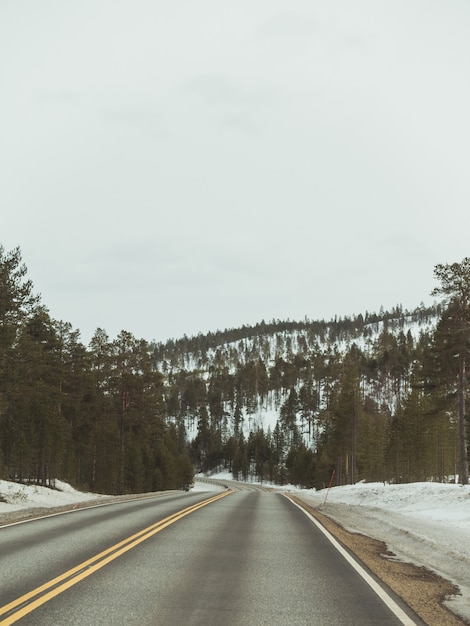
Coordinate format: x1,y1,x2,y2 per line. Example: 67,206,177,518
0,479,102,514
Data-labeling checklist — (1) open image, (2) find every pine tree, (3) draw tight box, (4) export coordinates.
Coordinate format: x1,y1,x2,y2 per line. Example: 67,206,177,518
0,246,40,479
87,328,119,492
432,258,470,484
11,309,68,485
329,352,363,484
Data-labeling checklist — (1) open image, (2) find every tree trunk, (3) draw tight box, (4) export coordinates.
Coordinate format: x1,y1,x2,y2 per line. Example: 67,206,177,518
458,355,469,484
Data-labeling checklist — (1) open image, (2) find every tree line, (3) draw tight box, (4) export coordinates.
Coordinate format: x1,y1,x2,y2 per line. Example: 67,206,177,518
1,245,469,493
0,246,193,494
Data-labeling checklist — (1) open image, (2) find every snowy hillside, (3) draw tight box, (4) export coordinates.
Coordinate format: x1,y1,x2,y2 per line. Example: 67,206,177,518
154,305,439,375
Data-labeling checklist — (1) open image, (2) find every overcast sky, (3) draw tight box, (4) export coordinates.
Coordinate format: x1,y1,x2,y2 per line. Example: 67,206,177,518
1,1,469,344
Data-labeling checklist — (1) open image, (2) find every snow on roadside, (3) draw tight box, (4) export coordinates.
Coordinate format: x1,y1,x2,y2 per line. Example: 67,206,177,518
191,478,227,492
0,479,103,514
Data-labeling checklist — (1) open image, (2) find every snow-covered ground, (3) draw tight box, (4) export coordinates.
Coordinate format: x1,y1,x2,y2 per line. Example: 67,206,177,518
2,477,469,622
0,479,104,515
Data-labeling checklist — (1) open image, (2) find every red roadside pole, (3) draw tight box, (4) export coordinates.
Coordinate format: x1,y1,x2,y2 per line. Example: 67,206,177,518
323,470,336,505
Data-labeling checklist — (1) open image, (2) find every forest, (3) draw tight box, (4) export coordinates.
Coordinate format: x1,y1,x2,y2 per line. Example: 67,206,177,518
1,245,469,493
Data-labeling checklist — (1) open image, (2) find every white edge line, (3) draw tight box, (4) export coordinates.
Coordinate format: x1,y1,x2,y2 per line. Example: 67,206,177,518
285,495,418,626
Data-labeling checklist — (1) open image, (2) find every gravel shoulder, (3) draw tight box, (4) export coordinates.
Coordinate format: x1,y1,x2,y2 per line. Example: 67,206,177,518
289,494,468,626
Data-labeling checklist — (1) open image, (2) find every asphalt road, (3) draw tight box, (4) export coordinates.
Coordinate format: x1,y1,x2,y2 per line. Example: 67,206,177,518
0,485,423,625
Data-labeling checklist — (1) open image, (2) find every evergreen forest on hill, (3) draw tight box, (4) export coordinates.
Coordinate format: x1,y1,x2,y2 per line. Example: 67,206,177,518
1,245,469,493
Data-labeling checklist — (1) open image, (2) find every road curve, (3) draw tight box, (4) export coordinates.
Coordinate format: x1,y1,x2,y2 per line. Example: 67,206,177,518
0,487,424,625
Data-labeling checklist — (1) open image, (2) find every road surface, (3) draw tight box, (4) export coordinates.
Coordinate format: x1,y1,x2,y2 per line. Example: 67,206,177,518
0,483,424,625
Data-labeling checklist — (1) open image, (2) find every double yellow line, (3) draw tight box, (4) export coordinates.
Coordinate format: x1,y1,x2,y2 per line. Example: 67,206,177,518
0,489,232,624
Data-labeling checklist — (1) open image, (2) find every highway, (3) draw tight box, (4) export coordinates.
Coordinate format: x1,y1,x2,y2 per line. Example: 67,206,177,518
0,483,424,625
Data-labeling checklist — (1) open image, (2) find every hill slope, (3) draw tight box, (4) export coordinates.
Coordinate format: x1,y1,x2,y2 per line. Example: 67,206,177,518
152,304,446,487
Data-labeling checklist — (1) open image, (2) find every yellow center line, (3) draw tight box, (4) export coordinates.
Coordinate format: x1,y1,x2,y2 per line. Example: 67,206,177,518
0,489,233,625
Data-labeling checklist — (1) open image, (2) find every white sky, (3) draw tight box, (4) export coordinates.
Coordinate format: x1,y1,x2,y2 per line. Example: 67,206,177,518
2,0,470,344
